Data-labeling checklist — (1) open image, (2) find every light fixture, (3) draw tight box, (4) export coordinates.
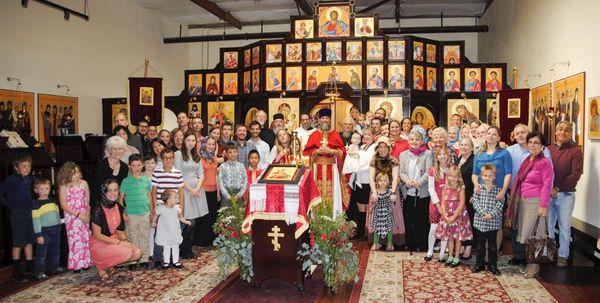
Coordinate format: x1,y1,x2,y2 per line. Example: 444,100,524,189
57,84,71,95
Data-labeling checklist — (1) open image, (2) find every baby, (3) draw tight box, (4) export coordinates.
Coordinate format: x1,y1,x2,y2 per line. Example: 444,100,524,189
346,132,362,158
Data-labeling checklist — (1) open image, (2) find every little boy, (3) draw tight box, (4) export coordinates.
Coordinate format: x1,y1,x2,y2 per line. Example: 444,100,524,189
0,155,35,282
120,154,152,269
471,164,503,276
31,177,64,279
217,143,248,207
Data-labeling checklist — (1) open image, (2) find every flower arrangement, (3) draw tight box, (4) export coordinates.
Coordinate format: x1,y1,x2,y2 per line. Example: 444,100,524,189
213,195,254,282
297,200,359,293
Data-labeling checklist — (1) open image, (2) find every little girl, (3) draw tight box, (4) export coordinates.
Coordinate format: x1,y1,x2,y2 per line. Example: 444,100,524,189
58,161,92,272
154,189,191,269
346,132,362,156
425,147,451,262
371,173,395,251
435,166,473,267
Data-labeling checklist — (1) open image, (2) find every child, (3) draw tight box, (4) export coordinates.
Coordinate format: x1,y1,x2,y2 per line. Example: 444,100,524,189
143,153,157,263
58,161,92,273
154,189,191,268
354,114,367,134
217,143,248,207
471,164,503,276
31,177,65,279
346,132,362,155
435,166,473,267
370,173,395,251
425,147,450,262
120,154,152,269
246,150,263,185
0,155,35,282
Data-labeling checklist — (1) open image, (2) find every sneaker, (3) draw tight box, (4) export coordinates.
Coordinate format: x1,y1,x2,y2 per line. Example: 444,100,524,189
424,255,433,262
36,272,48,280
162,263,170,269
173,262,183,269
445,257,454,266
450,259,461,267
438,258,446,263
557,257,568,267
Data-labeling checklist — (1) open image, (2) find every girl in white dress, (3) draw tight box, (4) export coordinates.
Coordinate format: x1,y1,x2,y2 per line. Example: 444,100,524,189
153,189,191,269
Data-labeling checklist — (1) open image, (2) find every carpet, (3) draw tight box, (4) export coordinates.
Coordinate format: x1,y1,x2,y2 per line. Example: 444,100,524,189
358,251,558,303
1,248,230,303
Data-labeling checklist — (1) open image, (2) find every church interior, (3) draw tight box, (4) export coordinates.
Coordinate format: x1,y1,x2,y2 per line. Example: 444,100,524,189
0,0,599,302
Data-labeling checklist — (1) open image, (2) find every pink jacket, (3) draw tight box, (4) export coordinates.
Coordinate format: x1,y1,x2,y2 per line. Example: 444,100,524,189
520,157,554,208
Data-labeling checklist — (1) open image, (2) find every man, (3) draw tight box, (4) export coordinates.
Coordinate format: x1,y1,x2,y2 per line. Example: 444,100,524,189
339,116,355,146
370,117,382,139
249,121,271,169
256,110,275,148
451,114,463,128
176,111,189,134
134,120,150,156
547,121,583,267
190,116,204,144
113,112,143,153
220,121,234,147
233,124,256,167
374,108,387,121
294,113,316,150
302,108,349,215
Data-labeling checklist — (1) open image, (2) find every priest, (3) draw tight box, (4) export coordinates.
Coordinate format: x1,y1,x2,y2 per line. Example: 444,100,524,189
302,108,350,215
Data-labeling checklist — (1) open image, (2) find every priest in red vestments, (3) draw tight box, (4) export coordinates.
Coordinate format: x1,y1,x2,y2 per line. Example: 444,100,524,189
302,108,350,215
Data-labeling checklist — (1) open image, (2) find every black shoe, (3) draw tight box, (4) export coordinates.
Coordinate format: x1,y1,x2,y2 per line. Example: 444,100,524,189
460,255,472,261
82,267,90,271
508,258,526,266
424,255,433,262
35,272,48,280
72,269,81,274
48,267,66,275
471,265,485,273
155,261,163,268
128,264,137,271
162,263,170,269
140,262,149,269
489,266,502,276
438,258,446,264
11,275,29,283
173,262,183,269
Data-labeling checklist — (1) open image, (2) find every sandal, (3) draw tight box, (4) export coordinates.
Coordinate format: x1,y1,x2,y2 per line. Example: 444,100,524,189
371,244,381,251
386,245,394,251
98,269,110,282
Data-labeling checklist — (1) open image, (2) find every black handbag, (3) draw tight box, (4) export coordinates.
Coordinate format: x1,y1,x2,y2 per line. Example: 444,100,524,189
525,216,557,264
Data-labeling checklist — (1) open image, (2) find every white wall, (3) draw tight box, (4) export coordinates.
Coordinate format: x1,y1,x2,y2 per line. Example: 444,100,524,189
479,0,600,228
187,17,481,70
0,0,189,136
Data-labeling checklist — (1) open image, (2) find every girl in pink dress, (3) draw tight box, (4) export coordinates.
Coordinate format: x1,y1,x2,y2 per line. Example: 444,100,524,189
435,166,473,267
58,162,92,272
425,147,451,262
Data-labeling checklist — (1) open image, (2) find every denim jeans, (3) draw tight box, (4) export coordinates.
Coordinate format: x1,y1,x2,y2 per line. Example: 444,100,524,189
547,192,575,258
34,226,61,274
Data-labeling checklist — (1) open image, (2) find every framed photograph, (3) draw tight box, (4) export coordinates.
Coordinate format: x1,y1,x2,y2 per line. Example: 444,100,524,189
485,68,503,91
486,98,499,127
285,66,302,91
207,101,234,130
346,41,363,61
413,65,424,90
268,98,300,131
388,64,405,90
464,68,482,92
443,68,461,92
388,40,405,61
0,89,34,134
426,67,437,91
443,45,460,64
252,46,260,65
188,102,201,118
244,49,251,67
294,19,314,39
553,72,585,148
411,106,436,130
530,84,551,137
354,17,374,37
366,64,384,89
243,71,251,94
259,164,306,184
448,99,480,126
139,87,154,105
38,94,78,149
325,41,342,62
187,73,203,96
286,43,302,62
507,98,521,118
265,67,282,91
306,42,322,62
317,4,350,38
426,44,437,63
266,44,282,63
589,97,600,139
366,40,384,61
370,96,403,122
252,69,261,92
206,73,220,95
413,41,424,61
223,51,238,69
223,73,238,95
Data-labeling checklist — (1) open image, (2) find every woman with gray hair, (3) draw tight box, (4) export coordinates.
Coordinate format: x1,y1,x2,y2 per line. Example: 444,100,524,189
93,135,129,204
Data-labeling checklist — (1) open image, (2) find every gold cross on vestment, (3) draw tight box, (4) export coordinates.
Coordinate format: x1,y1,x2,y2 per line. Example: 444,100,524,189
267,225,284,251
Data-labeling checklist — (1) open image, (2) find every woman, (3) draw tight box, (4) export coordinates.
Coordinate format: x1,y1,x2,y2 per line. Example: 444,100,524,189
342,127,376,239
147,125,158,140
389,120,410,159
269,129,294,164
472,126,512,251
93,136,129,203
171,128,184,151
506,131,553,278
456,137,475,259
400,117,412,140
197,137,220,246
430,127,457,162
111,125,139,163
159,129,171,148
367,136,404,248
174,132,208,258
399,128,432,251
150,139,166,168
90,178,142,281
207,127,225,160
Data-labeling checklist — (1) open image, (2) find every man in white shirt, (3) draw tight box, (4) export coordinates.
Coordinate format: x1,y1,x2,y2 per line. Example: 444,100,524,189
249,121,271,169
293,113,316,150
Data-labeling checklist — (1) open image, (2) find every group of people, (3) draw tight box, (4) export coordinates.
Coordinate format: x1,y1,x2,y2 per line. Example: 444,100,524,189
0,105,582,282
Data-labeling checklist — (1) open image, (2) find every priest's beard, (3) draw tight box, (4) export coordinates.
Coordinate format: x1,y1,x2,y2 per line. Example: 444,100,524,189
320,122,331,132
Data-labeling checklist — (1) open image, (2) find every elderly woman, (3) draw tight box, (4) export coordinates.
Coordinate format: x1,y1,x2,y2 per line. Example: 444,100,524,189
430,127,457,162
93,136,129,203
110,125,140,163
399,127,432,251
389,119,410,159
456,137,476,259
90,178,142,281
506,131,554,278
343,127,376,239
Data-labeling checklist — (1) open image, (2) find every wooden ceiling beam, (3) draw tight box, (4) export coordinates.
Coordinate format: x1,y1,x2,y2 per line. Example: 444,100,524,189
189,0,242,29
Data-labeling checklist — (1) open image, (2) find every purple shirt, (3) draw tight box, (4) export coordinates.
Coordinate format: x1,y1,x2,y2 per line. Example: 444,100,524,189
520,157,554,208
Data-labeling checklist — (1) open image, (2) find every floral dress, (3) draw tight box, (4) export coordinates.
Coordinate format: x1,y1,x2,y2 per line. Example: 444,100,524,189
435,186,473,241
428,167,446,224
371,189,395,238
64,183,92,270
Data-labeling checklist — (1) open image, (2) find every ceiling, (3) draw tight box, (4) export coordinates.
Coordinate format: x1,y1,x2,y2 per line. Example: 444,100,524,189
135,0,491,28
